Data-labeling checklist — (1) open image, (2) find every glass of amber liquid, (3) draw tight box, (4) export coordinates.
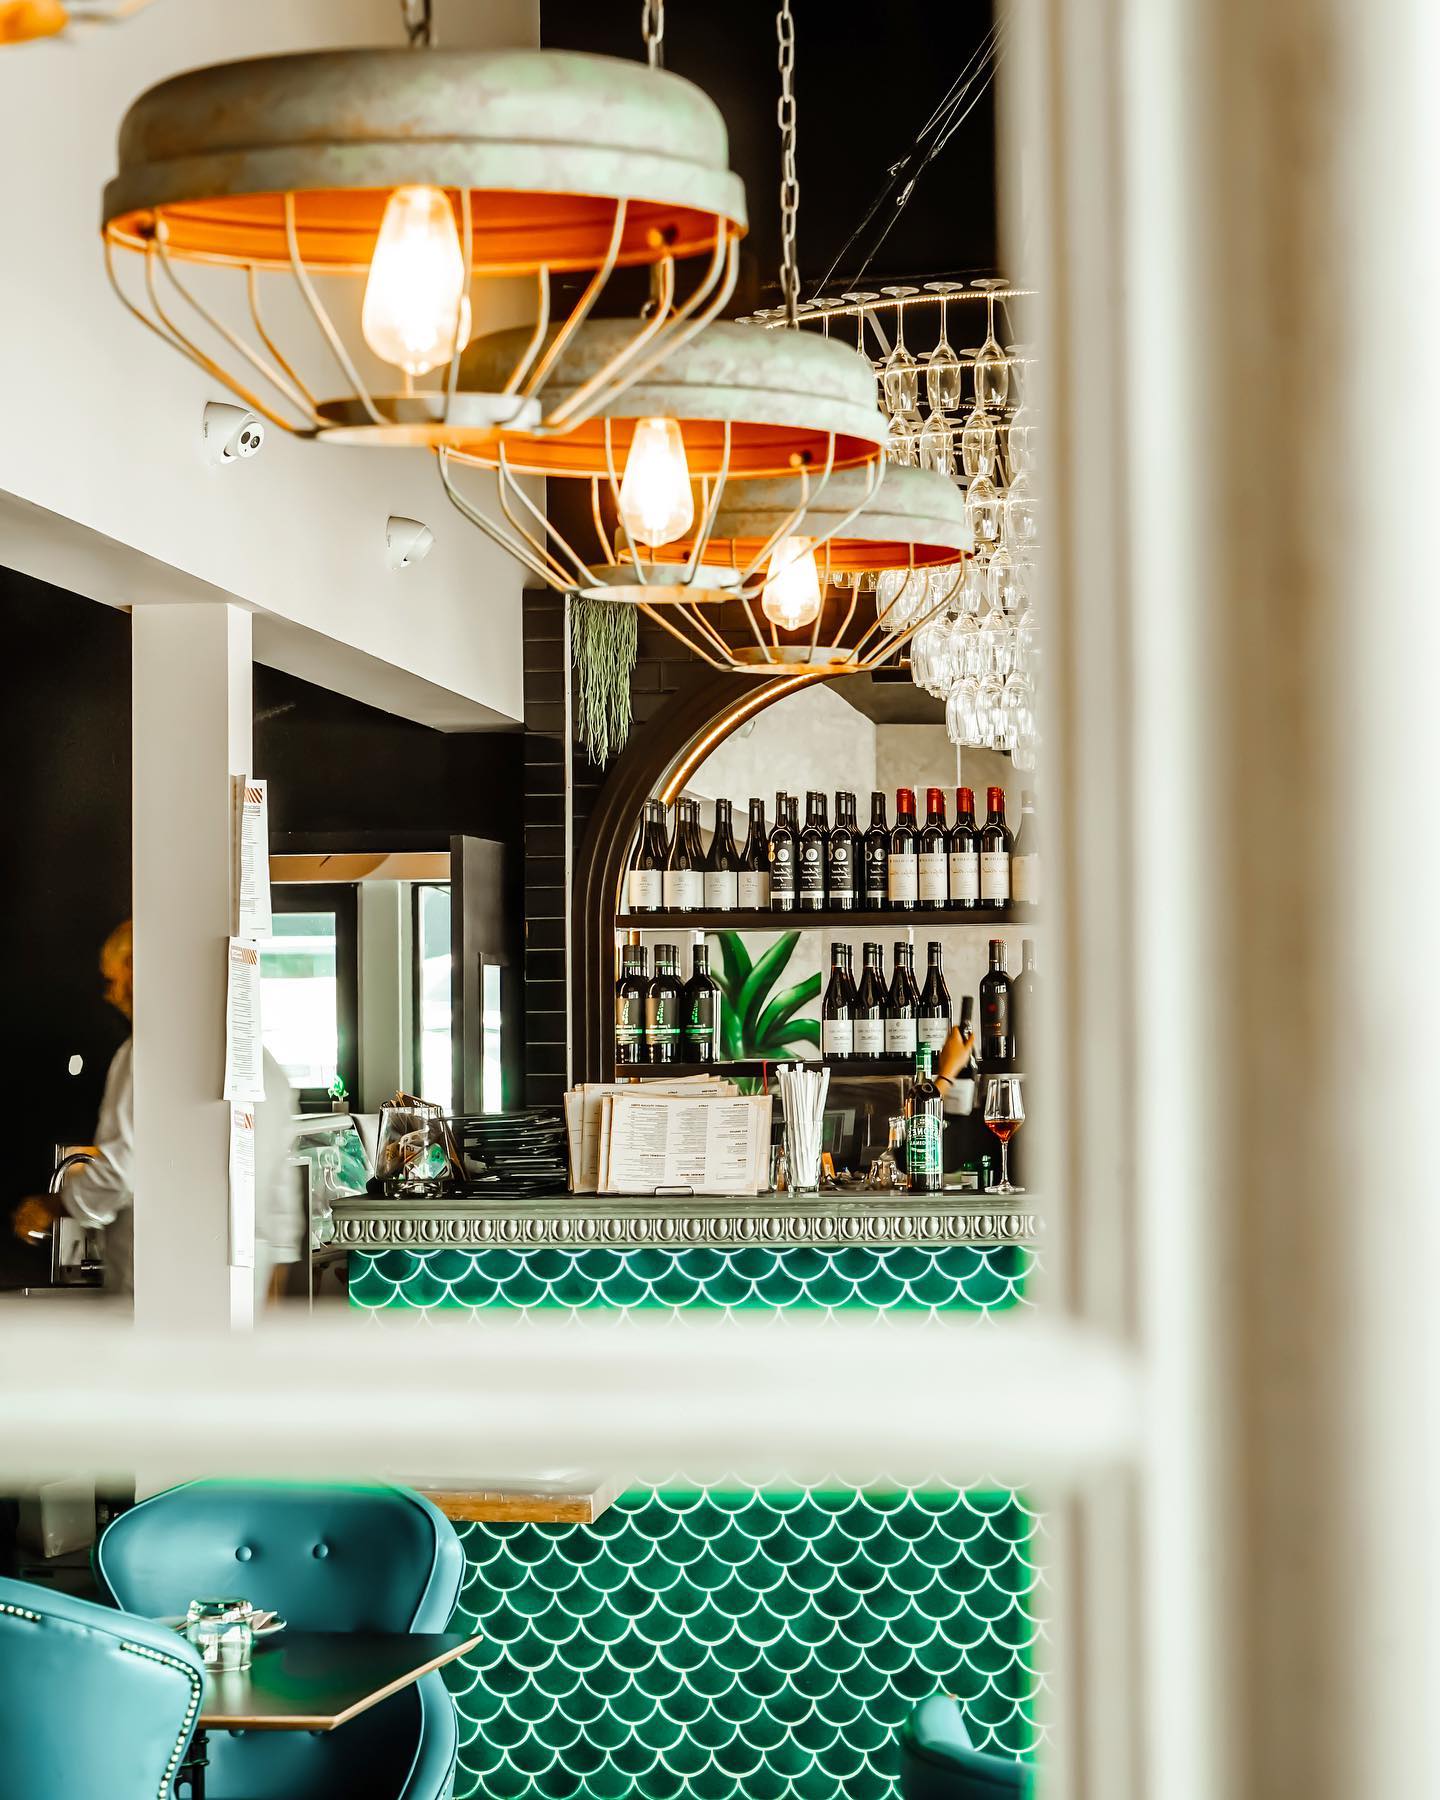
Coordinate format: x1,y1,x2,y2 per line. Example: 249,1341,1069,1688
983,1074,1026,1193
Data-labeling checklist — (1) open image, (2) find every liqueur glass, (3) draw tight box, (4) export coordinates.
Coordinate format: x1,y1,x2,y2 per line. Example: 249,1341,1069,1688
984,1074,1025,1193
924,283,964,413
971,278,1011,411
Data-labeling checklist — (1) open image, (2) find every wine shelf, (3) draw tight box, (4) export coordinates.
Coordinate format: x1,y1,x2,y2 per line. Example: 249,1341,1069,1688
614,907,1040,932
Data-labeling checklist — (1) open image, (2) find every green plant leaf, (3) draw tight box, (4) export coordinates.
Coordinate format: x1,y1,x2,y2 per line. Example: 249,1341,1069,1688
708,929,753,996
752,974,821,1049
719,996,746,1062
735,932,801,1036
756,1018,821,1054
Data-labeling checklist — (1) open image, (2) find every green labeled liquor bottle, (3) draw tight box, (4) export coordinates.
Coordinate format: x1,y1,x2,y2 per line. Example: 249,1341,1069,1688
615,939,648,1066
645,945,683,1064
682,943,719,1063
906,1043,945,1193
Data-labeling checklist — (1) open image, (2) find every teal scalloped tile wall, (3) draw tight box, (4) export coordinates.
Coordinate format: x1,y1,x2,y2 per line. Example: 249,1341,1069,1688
348,1244,1037,1316
353,1246,1042,1798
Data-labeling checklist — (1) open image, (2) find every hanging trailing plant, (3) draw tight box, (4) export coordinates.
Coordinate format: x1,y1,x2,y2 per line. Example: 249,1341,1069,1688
571,593,637,767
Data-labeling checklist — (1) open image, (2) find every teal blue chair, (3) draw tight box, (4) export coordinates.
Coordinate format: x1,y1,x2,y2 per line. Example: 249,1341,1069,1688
0,1573,205,1799
898,1696,1034,1799
96,1480,466,1800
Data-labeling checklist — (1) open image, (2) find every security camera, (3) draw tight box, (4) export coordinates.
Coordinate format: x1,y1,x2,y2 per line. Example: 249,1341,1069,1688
385,516,435,571
202,401,264,465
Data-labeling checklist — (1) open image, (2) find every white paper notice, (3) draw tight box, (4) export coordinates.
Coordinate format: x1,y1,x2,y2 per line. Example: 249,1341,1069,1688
233,776,272,939
224,937,265,1103
228,1104,256,1268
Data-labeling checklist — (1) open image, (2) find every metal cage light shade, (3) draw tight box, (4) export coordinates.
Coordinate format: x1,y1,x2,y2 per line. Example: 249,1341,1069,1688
101,48,747,447
438,319,889,605
632,464,973,675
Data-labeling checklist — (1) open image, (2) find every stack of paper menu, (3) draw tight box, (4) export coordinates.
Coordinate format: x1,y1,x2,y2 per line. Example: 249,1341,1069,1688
565,1080,772,1196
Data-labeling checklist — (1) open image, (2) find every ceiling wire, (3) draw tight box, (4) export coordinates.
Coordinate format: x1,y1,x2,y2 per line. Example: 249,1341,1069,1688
811,11,1007,299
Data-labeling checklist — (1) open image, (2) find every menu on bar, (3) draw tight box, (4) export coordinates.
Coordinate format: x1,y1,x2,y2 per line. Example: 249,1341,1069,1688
599,1094,773,1197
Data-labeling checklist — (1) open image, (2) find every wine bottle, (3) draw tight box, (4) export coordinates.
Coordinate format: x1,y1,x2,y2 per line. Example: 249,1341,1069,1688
951,994,979,1115
916,941,952,1054
704,798,741,912
821,942,856,1058
627,800,666,913
979,786,1013,909
888,788,920,909
645,944,684,1064
1011,791,1040,908
853,942,887,1058
615,939,648,1066
663,799,704,912
885,940,919,1056
906,1044,944,1193
863,792,890,910
827,791,859,910
979,938,1012,1070
738,798,770,910
948,786,980,911
1011,937,1037,1071
799,790,829,910
918,786,949,909
769,792,798,912
682,943,719,1063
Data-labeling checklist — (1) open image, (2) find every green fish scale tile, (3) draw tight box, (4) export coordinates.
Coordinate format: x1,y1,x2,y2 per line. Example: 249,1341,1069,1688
355,1244,1040,1796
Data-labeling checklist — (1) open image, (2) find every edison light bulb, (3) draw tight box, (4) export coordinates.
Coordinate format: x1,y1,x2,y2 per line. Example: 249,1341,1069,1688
761,536,823,631
617,417,695,548
362,186,468,377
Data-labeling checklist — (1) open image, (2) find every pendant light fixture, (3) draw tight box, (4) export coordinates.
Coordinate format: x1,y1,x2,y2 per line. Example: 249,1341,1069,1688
634,462,972,673
437,0,898,622
437,316,888,602
100,1,746,447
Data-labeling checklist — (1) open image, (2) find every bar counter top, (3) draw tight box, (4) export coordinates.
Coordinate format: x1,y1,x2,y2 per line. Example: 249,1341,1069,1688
331,1189,1042,1252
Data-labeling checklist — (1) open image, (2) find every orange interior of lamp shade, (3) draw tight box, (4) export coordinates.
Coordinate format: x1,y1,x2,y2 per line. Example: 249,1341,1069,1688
104,189,739,274
632,536,965,573
463,419,883,480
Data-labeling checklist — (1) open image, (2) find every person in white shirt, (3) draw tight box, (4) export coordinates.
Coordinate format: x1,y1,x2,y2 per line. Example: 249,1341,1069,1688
13,921,302,1305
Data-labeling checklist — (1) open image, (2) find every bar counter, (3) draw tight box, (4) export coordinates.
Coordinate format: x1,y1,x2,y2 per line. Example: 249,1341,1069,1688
335,1183,1042,1797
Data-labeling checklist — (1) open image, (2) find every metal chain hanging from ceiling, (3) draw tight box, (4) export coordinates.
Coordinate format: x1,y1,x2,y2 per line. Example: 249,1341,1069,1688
641,0,665,68
776,0,801,327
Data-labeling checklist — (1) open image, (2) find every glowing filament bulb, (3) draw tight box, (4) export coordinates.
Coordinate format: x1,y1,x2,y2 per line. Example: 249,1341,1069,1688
362,186,468,377
617,417,695,548
761,536,823,630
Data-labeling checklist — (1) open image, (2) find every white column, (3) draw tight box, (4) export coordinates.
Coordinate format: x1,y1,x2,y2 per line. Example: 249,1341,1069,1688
131,603,254,1331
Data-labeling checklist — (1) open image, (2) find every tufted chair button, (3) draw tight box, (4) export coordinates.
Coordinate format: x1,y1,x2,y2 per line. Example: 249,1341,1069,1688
311,1542,330,1559
235,1546,253,1562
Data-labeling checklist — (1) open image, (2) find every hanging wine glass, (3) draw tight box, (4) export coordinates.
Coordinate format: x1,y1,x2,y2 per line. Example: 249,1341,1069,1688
966,473,1003,549
887,411,923,466
918,410,954,474
876,566,911,632
1013,605,1039,674
960,361,999,481
958,559,985,616
947,675,981,747
986,545,1026,614
971,278,1011,410
956,609,984,678
976,671,1004,748
923,281,964,413
880,286,920,414
1005,471,1040,549
1003,344,1033,480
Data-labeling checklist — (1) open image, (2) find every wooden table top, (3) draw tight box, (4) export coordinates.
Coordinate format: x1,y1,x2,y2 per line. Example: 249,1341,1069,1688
198,1631,479,1731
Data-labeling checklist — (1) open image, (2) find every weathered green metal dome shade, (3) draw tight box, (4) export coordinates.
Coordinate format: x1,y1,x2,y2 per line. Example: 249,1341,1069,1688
101,48,747,447
638,463,974,675
438,319,889,607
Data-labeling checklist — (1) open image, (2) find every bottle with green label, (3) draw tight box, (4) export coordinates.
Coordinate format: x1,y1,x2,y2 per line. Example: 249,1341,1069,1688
645,945,683,1063
682,943,719,1062
615,939,648,1066
906,1043,944,1193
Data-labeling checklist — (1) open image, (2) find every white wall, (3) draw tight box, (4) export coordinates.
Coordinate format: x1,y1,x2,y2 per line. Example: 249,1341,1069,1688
0,0,540,728
684,684,877,818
